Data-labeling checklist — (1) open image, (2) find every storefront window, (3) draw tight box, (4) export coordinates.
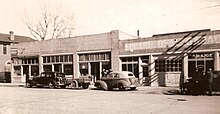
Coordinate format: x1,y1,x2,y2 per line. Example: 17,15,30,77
54,64,62,72
79,63,88,76
121,57,139,78
64,55,68,62
14,66,21,76
43,65,52,72
79,52,110,62
69,55,73,62
46,56,51,63
31,65,39,76
55,56,59,62
155,58,182,72
60,56,64,62
64,64,73,75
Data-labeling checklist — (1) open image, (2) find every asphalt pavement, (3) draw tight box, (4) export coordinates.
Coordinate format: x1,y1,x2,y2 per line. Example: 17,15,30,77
0,82,181,95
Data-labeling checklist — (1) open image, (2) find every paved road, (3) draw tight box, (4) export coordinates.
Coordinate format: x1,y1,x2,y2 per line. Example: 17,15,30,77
0,87,219,114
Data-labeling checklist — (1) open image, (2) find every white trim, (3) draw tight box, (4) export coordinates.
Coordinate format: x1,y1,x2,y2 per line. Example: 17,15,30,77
119,49,220,57
41,53,73,56
77,49,111,54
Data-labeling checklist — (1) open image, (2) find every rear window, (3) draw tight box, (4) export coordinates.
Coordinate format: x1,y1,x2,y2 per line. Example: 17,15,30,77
128,73,134,76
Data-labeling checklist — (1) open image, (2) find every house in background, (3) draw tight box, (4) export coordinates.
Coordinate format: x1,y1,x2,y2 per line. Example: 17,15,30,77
0,31,34,82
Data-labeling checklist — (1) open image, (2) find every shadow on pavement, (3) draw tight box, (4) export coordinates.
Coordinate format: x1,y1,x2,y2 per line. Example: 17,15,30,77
163,88,220,96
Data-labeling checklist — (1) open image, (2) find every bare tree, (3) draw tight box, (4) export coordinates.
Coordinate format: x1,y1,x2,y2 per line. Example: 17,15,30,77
25,8,74,40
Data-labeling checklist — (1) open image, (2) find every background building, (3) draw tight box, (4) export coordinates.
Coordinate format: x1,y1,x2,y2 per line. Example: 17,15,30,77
0,31,34,82
11,29,220,87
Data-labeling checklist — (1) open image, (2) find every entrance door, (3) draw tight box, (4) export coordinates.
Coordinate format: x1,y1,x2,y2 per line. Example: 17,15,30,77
142,66,151,86
23,65,29,83
91,62,100,80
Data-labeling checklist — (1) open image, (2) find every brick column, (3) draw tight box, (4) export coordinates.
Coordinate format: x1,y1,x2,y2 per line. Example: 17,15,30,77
138,57,143,84
182,53,188,83
214,51,220,71
73,53,79,79
39,55,43,74
110,30,120,71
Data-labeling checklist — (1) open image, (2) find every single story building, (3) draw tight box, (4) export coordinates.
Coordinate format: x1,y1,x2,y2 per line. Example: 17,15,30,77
11,29,220,86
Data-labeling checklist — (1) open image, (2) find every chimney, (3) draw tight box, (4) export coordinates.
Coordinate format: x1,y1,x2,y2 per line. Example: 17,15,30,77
137,30,140,38
9,31,14,41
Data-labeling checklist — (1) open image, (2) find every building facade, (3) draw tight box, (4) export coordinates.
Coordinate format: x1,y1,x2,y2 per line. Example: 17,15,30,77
0,31,34,82
11,29,220,86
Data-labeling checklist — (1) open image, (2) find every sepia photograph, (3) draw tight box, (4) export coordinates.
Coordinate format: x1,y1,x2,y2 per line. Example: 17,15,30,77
0,0,220,114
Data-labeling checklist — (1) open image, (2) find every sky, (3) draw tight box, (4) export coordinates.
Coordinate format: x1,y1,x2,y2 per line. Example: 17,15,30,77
0,0,220,39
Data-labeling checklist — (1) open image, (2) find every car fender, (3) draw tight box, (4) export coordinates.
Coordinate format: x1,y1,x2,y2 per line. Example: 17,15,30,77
117,80,130,88
72,80,79,88
95,80,107,90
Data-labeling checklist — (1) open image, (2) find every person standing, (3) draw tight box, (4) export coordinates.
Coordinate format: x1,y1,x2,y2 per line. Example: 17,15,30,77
207,68,214,96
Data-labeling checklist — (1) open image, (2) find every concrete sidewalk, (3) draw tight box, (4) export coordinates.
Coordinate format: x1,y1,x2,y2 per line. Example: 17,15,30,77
0,82,25,87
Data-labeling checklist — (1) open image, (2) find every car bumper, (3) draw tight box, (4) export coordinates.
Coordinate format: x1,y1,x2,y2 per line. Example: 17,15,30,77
125,84,139,88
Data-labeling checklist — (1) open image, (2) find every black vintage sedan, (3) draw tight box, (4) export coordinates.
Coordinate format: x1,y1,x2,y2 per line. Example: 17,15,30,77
26,72,69,89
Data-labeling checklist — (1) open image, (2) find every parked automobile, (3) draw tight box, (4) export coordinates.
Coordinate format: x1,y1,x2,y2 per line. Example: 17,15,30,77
26,72,69,89
94,71,140,91
67,75,92,89
0,72,11,83
180,70,220,95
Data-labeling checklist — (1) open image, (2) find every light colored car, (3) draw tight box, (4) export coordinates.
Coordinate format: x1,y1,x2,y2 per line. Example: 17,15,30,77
94,71,139,91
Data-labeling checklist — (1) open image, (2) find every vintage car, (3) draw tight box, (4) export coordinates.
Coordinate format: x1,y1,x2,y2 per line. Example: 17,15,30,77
180,70,220,94
0,72,11,83
26,72,69,89
94,71,139,91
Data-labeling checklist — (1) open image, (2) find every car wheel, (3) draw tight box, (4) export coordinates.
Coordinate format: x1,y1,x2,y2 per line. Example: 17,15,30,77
70,82,77,89
95,83,102,90
82,83,89,89
118,84,125,91
130,87,136,90
49,82,55,89
26,82,32,88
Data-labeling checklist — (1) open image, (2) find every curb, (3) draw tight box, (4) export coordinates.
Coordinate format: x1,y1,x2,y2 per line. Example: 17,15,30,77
0,83,25,87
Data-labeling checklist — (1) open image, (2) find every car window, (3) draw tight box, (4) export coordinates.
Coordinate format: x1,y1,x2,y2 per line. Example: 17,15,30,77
107,73,114,78
40,73,46,77
46,74,52,78
128,73,134,77
114,73,119,78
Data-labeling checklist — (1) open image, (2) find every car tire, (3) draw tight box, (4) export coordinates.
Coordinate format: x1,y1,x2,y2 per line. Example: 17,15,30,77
82,83,89,89
49,82,55,89
130,87,136,90
95,83,102,90
70,82,77,89
118,84,125,91
26,82,32,88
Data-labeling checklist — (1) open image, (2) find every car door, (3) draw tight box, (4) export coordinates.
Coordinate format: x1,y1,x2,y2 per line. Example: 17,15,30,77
44,73,52,84
108,73,119,88
38,73,46,84
106,73,114,87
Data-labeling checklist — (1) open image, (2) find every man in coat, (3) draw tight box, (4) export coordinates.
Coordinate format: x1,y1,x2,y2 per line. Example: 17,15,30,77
207,68,214,96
